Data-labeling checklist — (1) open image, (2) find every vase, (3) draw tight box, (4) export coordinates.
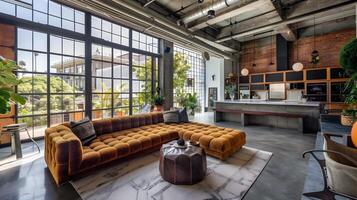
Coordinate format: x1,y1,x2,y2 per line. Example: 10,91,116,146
230,94,235,101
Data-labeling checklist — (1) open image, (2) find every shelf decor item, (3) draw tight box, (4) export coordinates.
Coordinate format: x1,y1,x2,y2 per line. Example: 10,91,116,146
339,38,357,126
225,84,237,101
0,56,26,114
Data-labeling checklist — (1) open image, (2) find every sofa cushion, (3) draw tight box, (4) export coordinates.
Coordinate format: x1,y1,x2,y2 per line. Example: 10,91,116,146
178,108,189,123
163,110,180,123
352,122,357,148
70,118,97,145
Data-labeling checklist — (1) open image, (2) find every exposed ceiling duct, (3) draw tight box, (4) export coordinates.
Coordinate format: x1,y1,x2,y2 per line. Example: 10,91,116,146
179,0,242,25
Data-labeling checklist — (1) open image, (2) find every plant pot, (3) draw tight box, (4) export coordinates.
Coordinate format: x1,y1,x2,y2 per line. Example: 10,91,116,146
341,114,354,126
154,105,163,112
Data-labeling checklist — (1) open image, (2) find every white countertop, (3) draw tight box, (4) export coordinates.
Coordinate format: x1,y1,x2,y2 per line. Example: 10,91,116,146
215,99,320,107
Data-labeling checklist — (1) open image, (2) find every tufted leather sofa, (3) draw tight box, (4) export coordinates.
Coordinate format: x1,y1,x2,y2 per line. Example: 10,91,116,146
45,112,246,185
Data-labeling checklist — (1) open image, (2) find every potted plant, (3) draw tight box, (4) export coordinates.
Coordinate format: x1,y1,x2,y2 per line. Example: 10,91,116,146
339,38,357,126
186,93,199,115
0,56,26,114
178,93,199,116
225,84,237,101
152,94,164,111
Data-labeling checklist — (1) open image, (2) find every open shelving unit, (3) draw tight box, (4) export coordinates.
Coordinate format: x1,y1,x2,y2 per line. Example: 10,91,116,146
238,67,350,110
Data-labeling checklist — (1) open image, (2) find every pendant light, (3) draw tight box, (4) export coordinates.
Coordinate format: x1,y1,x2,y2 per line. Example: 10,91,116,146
207,0,215,19
292,24,304,72
252,35,256,67
311,15,320,65
269,32,274,66
240,35,249,76
241,68,249,76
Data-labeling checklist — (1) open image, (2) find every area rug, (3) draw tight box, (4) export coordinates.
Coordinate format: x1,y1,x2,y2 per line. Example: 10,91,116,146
71,146,272,200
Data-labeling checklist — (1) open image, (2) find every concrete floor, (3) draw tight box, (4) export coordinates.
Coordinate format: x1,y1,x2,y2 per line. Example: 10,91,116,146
0,112,316,200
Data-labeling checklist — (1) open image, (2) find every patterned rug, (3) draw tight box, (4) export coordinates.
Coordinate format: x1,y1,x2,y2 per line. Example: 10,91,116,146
71,146,272,200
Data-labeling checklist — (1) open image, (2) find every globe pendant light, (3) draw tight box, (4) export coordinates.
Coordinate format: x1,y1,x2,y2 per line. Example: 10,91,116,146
241,68,249,76
292,24,303,72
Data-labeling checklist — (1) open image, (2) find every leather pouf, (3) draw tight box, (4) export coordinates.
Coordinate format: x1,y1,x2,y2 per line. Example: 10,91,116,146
352,122,357,148
159,140,206,185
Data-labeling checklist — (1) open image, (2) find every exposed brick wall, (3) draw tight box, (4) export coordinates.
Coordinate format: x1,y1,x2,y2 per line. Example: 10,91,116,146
289,28,356,69
0,23,16,145
240,37,276,74
239,28,356,74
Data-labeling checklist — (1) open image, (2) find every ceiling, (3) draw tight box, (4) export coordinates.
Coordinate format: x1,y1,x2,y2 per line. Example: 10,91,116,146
136,0,356,44
58,0,356,58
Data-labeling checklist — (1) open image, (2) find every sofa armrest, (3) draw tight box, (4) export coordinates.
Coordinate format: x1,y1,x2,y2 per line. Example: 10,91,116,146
45,125,82,185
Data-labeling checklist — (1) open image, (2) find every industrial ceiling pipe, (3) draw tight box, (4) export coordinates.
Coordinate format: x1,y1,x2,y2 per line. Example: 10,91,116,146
216,1,357,43
179,0,242,25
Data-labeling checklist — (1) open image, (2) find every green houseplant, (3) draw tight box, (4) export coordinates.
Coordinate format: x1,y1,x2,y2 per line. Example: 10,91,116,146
339,38,357,126
0,56,26,114
152,94,164,111
179,93,199,115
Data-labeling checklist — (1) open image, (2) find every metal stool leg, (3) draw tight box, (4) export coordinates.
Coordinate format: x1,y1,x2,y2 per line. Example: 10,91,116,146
13,130,23,159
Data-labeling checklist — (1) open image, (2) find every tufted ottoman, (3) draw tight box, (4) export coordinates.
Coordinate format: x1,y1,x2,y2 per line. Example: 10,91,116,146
159,140,206,185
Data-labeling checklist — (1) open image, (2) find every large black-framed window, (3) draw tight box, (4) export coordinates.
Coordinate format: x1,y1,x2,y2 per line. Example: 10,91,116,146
173,45,205,112
2,0,161,140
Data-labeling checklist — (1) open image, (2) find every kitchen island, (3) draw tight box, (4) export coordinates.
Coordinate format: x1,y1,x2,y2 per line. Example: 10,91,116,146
214,100,322,133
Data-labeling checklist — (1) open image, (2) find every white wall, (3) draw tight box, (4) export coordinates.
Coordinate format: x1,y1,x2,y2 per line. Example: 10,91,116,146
205,56,225,108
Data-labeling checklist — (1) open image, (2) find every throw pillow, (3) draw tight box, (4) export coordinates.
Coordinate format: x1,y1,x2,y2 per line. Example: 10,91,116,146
178,107,189,123
163,110,180,124
70,117,97,145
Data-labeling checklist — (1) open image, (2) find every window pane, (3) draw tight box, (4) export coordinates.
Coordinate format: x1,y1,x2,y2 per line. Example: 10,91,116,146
62,6,74,21
50,54,62,73
62,19,74,31
33,11,48,24
91,16,101,29
0,0,15,16
50,95,63,113
75,59,85,75
102,62,112,78
34,0,48,13
17,50,33,71
63,56,75,74
18,29,33,50
49,16,61,27
17,6,32,21
33,53,47,72
75,23,85,34
17,73,32,93
92,44,102,60
33,32,47,52
75,41,85,57
75,95,85,110
33,95,47,115
50,35,62,54
92,61,102,77
49,1,61,17
75,10,84,24
102,20,111,33
63,38,74,56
